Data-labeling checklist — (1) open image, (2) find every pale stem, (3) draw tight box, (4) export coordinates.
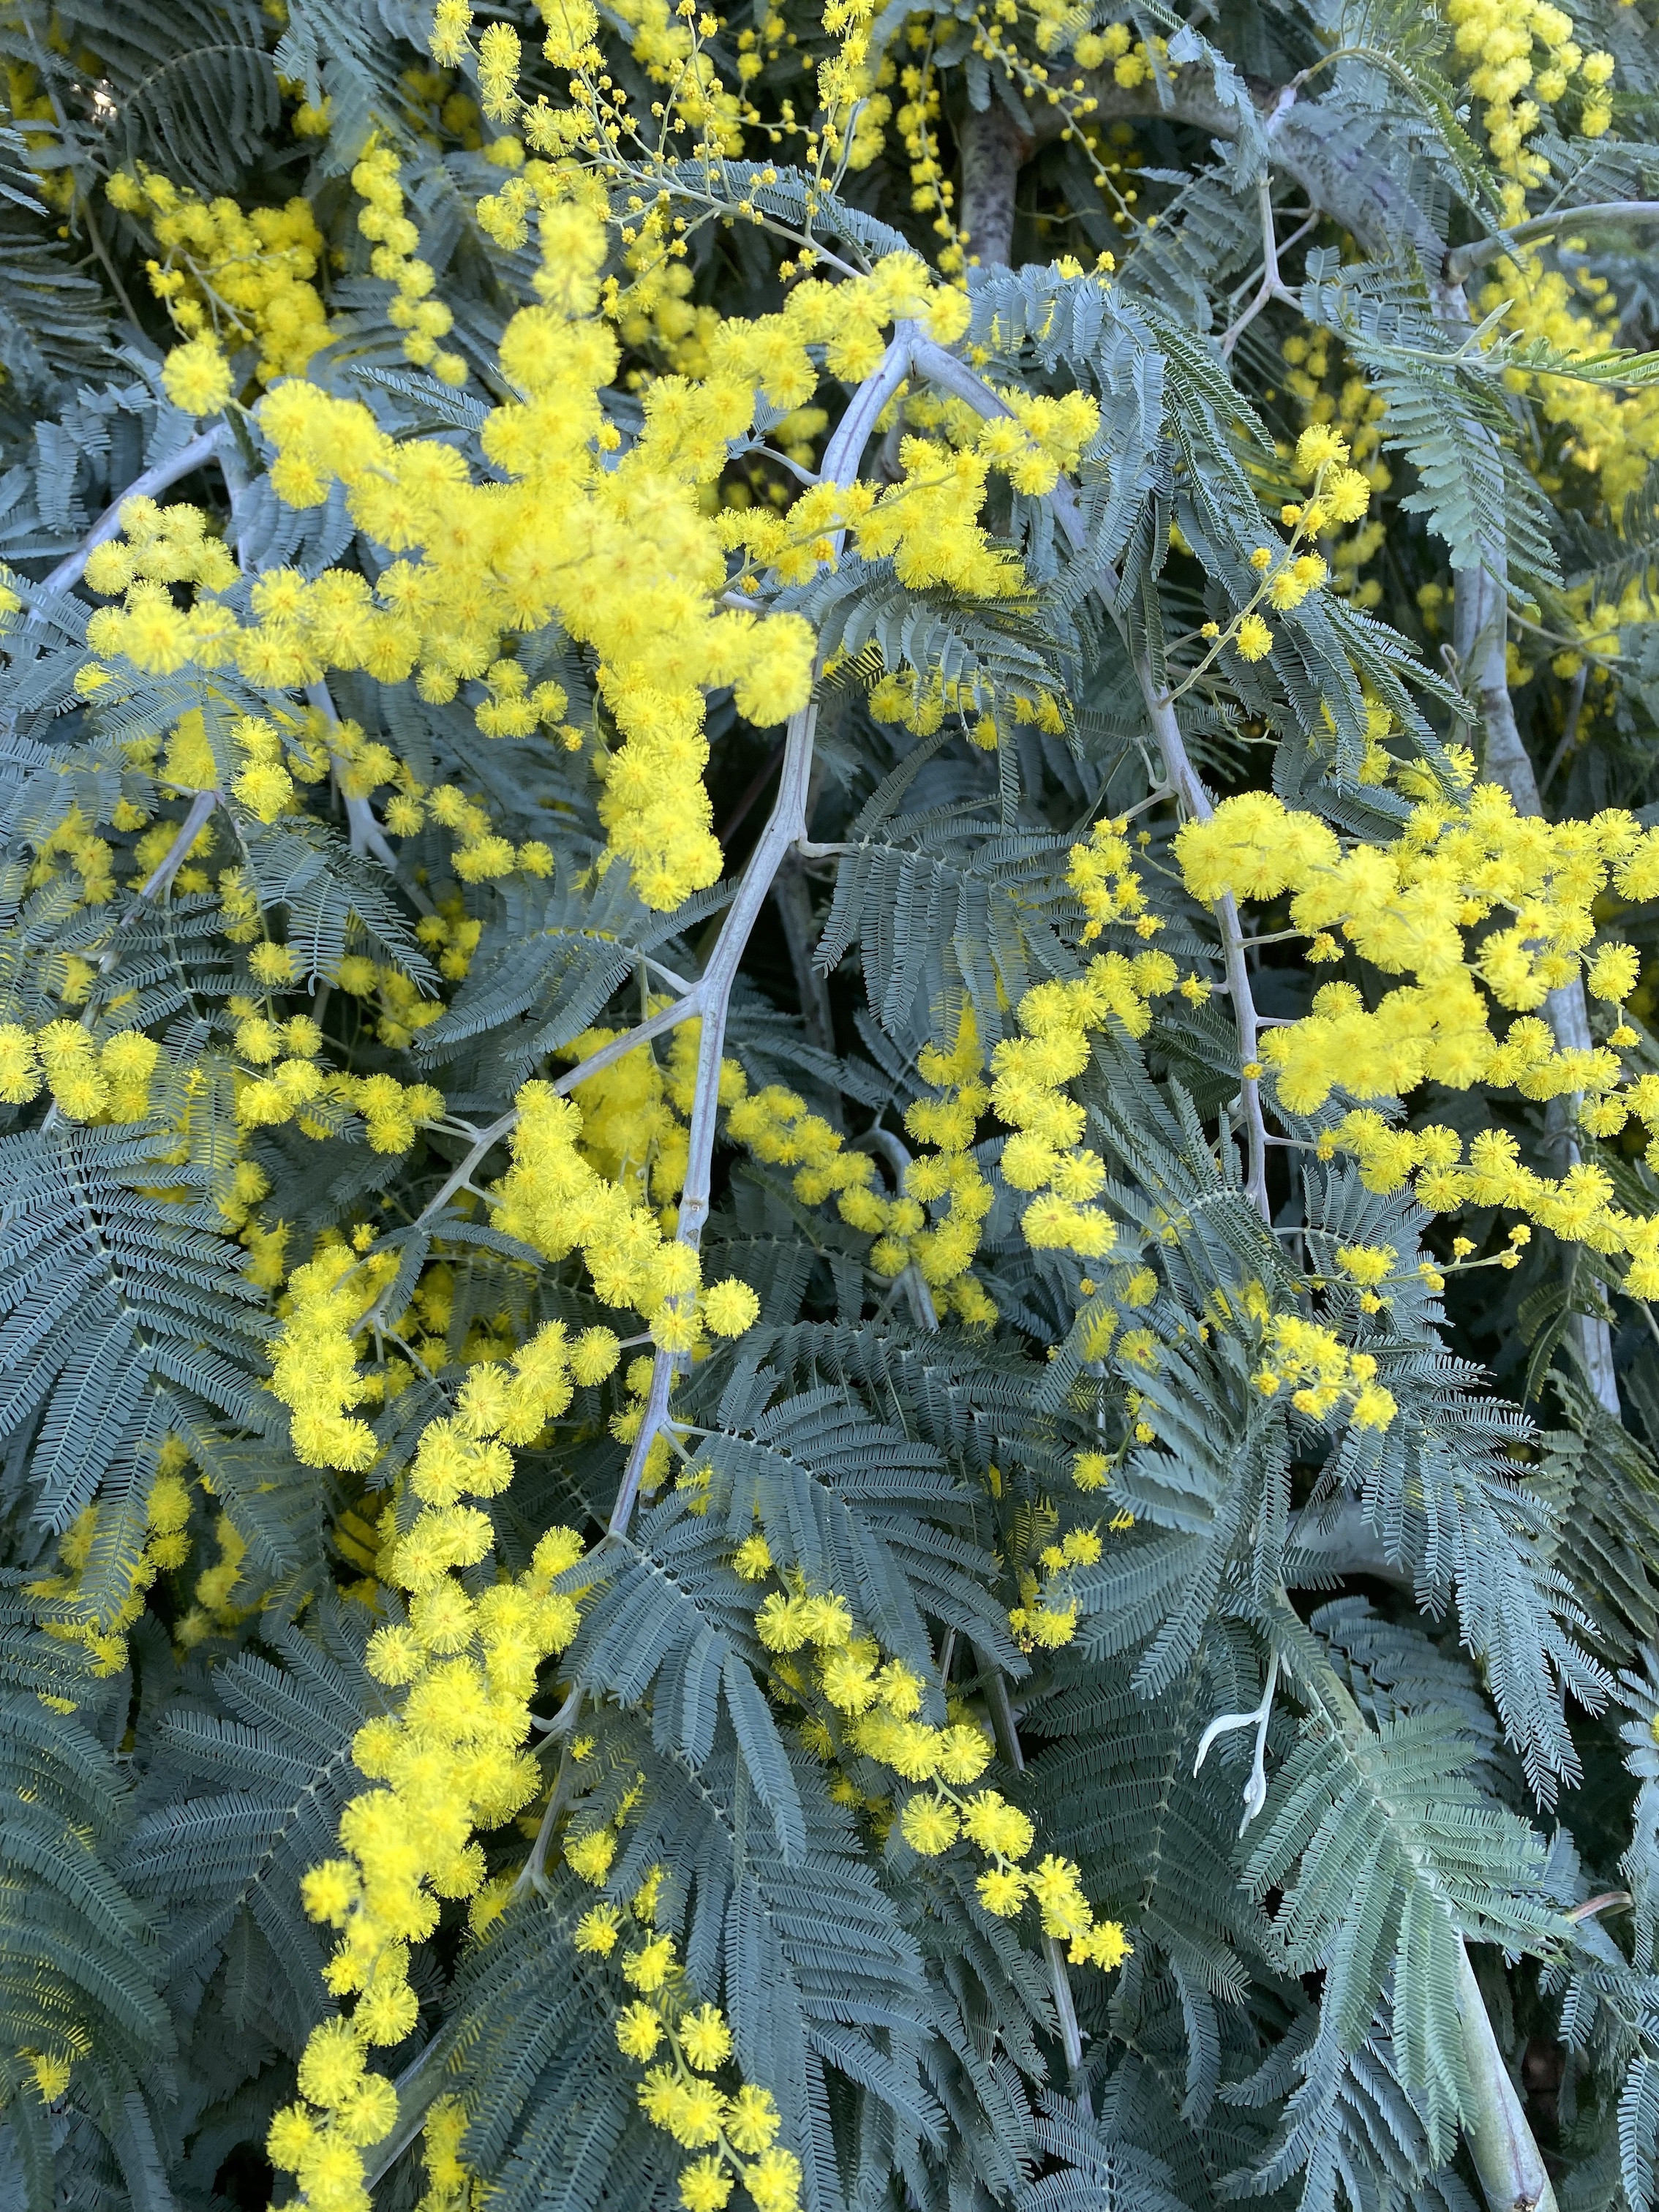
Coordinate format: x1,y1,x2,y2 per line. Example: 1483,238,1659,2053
908,339,1271,1216
26,424,232,611
408,991,705,1235
1192,1651,1280,1834
1446,200,1659,284
304,679,435,910
132,787,219,907
1437,274,1620,1423
1219,177,1306,358
606,331,917,1540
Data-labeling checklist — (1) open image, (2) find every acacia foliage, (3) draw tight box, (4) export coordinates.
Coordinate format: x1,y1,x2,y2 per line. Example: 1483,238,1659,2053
1,1,1658,2211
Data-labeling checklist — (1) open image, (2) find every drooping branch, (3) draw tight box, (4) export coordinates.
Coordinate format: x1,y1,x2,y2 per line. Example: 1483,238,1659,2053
911,338,1272,1214
1437,280,1621,1422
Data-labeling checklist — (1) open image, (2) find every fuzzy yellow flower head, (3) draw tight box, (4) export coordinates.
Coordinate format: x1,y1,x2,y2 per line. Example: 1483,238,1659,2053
616,2001,664,2059
575,1903,623,1955
680,2004,733,2071
899,1792,960,1854
701,1277,761,1336
680,2156,734,2212
725,2083,782,2154
1235,613,1274,661
162,337,234,416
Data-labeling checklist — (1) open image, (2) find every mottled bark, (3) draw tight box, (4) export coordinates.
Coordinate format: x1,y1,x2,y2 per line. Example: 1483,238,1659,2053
958,96,1031,268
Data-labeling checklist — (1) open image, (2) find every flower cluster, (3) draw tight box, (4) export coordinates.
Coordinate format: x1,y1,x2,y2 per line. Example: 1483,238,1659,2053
1478,231,1659,513
0,1022,159,1121
1254,1314,1399,1430
560,1012,699,1219
1066,815,1154,941
898,1007,999,1323
490,1079,759,1351
748,1568,1131,1971
350,138,467,385
105,167,329,384
1446,0,1614,176
1008,1523,1103,1651
573,1870,803,2212
1185,426,1371,674
271,1496,594,2210
1173,781,1659,1285
29,1438,198,1674
724,370,1091,603
1276,336,1392,608
990,956,1179,1257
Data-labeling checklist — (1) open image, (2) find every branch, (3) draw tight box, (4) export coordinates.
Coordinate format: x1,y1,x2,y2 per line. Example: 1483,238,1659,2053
133,787,219,908
1193,1652,1279,1833
1436,278,1620,1422
304,679,437,914
1455,1944,1560,2212
772,849,838,1066
958,95,1031,268
1446,200,1659,284
1023,72,1431,267
28,424,232,611
1219,177,1304,359
910,339,1271,1217
409,993,705,1235
606,332,919,1539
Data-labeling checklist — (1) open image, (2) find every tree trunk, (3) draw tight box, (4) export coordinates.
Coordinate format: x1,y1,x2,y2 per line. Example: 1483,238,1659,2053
959,96,1031,268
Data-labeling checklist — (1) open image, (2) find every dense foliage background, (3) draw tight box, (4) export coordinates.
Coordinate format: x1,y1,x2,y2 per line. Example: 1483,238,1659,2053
3,1,1659,2209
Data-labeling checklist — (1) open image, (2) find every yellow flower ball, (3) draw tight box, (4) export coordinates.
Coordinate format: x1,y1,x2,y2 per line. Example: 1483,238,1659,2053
162,337,234,416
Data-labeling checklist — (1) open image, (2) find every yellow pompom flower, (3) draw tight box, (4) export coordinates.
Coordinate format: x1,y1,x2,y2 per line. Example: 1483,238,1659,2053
701,1277,761,1336
162,337,234,416
0,1026,42,1105
975,1867,1028,1915
575,1903,623,1955
616,2002,664,2059
1235,613,1274,661
899,1792,960,1854
1587,942,1640,1004
680,2156,734,2212
680,2005,734,2072
725,2083,782,2154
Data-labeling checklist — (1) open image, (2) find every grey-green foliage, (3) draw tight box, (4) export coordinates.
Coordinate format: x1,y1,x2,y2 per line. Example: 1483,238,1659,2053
1,0,1659,2208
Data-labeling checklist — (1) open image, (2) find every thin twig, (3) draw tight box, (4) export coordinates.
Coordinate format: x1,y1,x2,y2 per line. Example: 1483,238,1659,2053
1538,663,1587,800
305,680,437,913
908,339,1272,1218
1219,178,1305,358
